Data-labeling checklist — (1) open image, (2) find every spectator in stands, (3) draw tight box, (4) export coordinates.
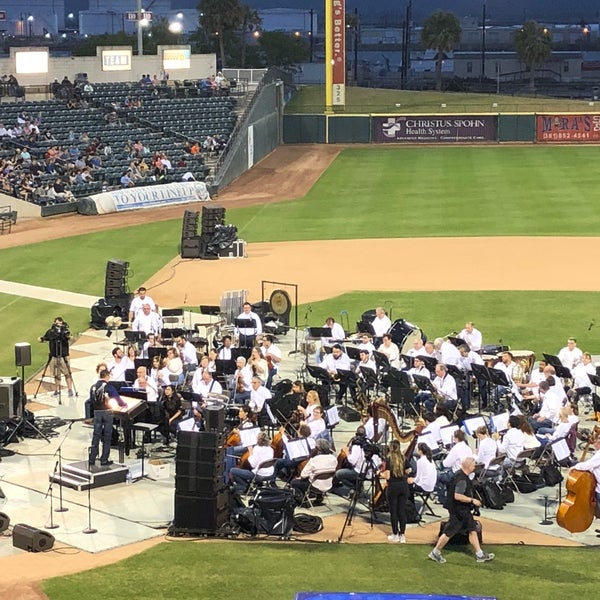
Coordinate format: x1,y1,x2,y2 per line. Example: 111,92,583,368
0,123,9,137
159,69,169,83
19,147,31,163
102,141,113,156
120,170,135,188
151,74,159,86
83,82,94,94
50,177,74,202
8,74,19,96
50,79,61,98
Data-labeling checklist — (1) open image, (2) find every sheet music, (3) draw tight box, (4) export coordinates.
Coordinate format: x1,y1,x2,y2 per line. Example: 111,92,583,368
285,438,311,461
490,411,510,433
239,426,260,448
551,439,570,462
463,416,486,436
418,431,439,451
325,405,340,427
109,396,142,412
440,424,458,447
178,417,199,432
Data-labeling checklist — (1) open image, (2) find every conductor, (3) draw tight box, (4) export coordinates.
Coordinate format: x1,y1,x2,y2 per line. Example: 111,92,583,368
39,316,74,397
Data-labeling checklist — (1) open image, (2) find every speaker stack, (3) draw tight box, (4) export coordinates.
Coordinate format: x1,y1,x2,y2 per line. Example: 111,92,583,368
171,429,229,535
0,377,23,419
90,259,132,328
180,210,201,259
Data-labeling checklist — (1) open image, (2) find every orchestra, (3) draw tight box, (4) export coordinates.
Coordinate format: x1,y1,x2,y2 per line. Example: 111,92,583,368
71,298,600,536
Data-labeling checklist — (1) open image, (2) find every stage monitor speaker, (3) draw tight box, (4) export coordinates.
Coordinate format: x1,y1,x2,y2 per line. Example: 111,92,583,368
172,491,229,533
205,405,225,432
337,405,362,422
12,523,55,553
14,343,31,367
0,512,9,534
177,430,224,449
0,378,22,419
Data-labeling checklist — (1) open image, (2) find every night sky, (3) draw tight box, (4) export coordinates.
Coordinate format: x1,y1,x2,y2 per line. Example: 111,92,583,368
64,1,600,25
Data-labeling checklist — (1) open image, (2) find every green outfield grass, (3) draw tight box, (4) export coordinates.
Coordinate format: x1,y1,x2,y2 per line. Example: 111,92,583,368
286,85,597,114
42,541,600,600
231,146,600,242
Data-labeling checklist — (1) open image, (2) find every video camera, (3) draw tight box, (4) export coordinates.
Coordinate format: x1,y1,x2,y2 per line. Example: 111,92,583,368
350,434,381,459
52,320,70,337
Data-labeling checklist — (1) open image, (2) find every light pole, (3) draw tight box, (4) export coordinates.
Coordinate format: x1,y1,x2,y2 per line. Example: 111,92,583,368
27,14,34,37
137,0,143,55
480,1,486,84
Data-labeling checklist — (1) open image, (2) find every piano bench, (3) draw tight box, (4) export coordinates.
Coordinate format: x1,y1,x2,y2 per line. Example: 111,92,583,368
133,422,161,444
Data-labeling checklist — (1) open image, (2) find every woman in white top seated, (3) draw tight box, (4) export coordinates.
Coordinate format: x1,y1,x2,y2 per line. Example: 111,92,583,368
536,406,573,445
475,426,498,469
229,431,274,494
408,443,438,494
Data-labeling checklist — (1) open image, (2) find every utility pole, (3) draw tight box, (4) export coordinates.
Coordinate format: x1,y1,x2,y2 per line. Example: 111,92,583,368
480,0,486,84
137,0,143,56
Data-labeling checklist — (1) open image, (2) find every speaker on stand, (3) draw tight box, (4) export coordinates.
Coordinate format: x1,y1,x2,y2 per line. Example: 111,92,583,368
14,342,31,409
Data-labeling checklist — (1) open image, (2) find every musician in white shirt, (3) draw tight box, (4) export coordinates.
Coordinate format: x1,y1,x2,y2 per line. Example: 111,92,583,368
133,366,158,403
474,426,497,469
132,303,162,336
217,335,235,360
357,333,376,356
569,352,596,402
321,344,352,402
424,363,457,412
458,322,482,352
249,376,272,415
434,337,461,366
108,347,128,382
128,287,156,322
193,369,223,399
408,356,430,380
371,307,391,343
236,302,262,347
408,443,438,493
261,335,282,388
323,317,345,343
493,415,525,465
437,429,473,504
175,335,198,371
558,338,583,371
529,379,564,432
231,356,252,403
378,333,401,369
406,337,426,357
571,437,600,506
305,406,327,439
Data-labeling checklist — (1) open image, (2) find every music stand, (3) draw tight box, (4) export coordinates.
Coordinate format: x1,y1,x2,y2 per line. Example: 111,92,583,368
200,305,221,316
412,374,435,393
488,368,510,387
124,331,147,345
372,351,390,371
134,358,151,371
235,318,255,330
148,347,168,363
346,347,361,361
307,327,332,339
306,364,330,383
356,321,376,336
554,365,572,379
448,336,466,348
385,368,411,388
400,354,414,369
446,364,465,380
232,347,251,361
419,355,438,373
471,363,492,383
588,374,600,387
336,369,357,387
215,359,236,376
359,367,378,394
543,353,563,368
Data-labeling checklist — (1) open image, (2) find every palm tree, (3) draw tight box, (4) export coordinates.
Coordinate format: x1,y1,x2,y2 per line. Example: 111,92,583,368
198,0,243,69
514,21,552,92
421,11,462,91
239,5,261,68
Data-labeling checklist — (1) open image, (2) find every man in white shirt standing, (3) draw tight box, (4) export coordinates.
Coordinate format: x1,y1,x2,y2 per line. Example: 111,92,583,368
175,335,198,372
128,287,156,323
371,307,391,346
261,334,282,389
558,338,583,371
108,347,128,382
458,322,483,352
235,302,262,348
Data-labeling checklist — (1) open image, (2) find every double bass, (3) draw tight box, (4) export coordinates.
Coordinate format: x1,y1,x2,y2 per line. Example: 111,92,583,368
556,425,600,533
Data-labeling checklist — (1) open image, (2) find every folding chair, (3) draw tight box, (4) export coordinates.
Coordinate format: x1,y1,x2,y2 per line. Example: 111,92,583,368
413,489,440,524
299,470,336,508
504,448,536,491
478,454,507,482
244,459,278,499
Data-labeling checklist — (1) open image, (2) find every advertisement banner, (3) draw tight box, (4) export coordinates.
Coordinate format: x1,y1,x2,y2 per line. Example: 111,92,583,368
78,182,210,215
536,114,600,142
372,116,498,143
331,0,345,106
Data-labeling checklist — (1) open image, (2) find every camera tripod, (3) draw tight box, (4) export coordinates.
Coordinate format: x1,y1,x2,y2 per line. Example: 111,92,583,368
338,455,383,542
34,353,77,405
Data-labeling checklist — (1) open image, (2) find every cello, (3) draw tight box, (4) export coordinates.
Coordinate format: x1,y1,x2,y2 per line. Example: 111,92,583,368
556,425,600,533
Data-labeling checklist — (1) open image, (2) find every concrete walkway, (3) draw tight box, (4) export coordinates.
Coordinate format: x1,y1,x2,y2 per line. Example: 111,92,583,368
0,280,98,308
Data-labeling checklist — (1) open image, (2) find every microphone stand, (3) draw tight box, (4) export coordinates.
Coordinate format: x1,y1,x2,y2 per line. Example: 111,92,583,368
44,461,60,530
54,420,78,513
82,483,97,535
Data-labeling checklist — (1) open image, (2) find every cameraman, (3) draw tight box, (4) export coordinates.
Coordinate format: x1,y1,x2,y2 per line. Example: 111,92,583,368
334,425,382,497
39,316,74,397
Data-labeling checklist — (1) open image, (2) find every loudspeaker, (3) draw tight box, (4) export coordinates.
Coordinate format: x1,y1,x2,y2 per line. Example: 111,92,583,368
173,490,229,533
106,259,129,278
177,430,224,449
12,524,55,552
181,210,200,239
337,405,362,422
180,237,201,259
0,378,22,419
14,343,31,367
0,512,9,534
104,259,129,299
205,405,225,431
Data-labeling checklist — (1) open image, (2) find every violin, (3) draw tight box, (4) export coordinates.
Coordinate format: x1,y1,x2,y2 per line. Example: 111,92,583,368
557,425,600,533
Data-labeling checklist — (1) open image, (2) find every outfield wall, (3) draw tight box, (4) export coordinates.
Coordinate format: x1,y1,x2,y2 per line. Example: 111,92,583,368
283,113,545,144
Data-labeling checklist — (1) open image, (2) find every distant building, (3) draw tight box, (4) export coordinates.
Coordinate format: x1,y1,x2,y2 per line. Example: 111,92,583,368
0,0,66,36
